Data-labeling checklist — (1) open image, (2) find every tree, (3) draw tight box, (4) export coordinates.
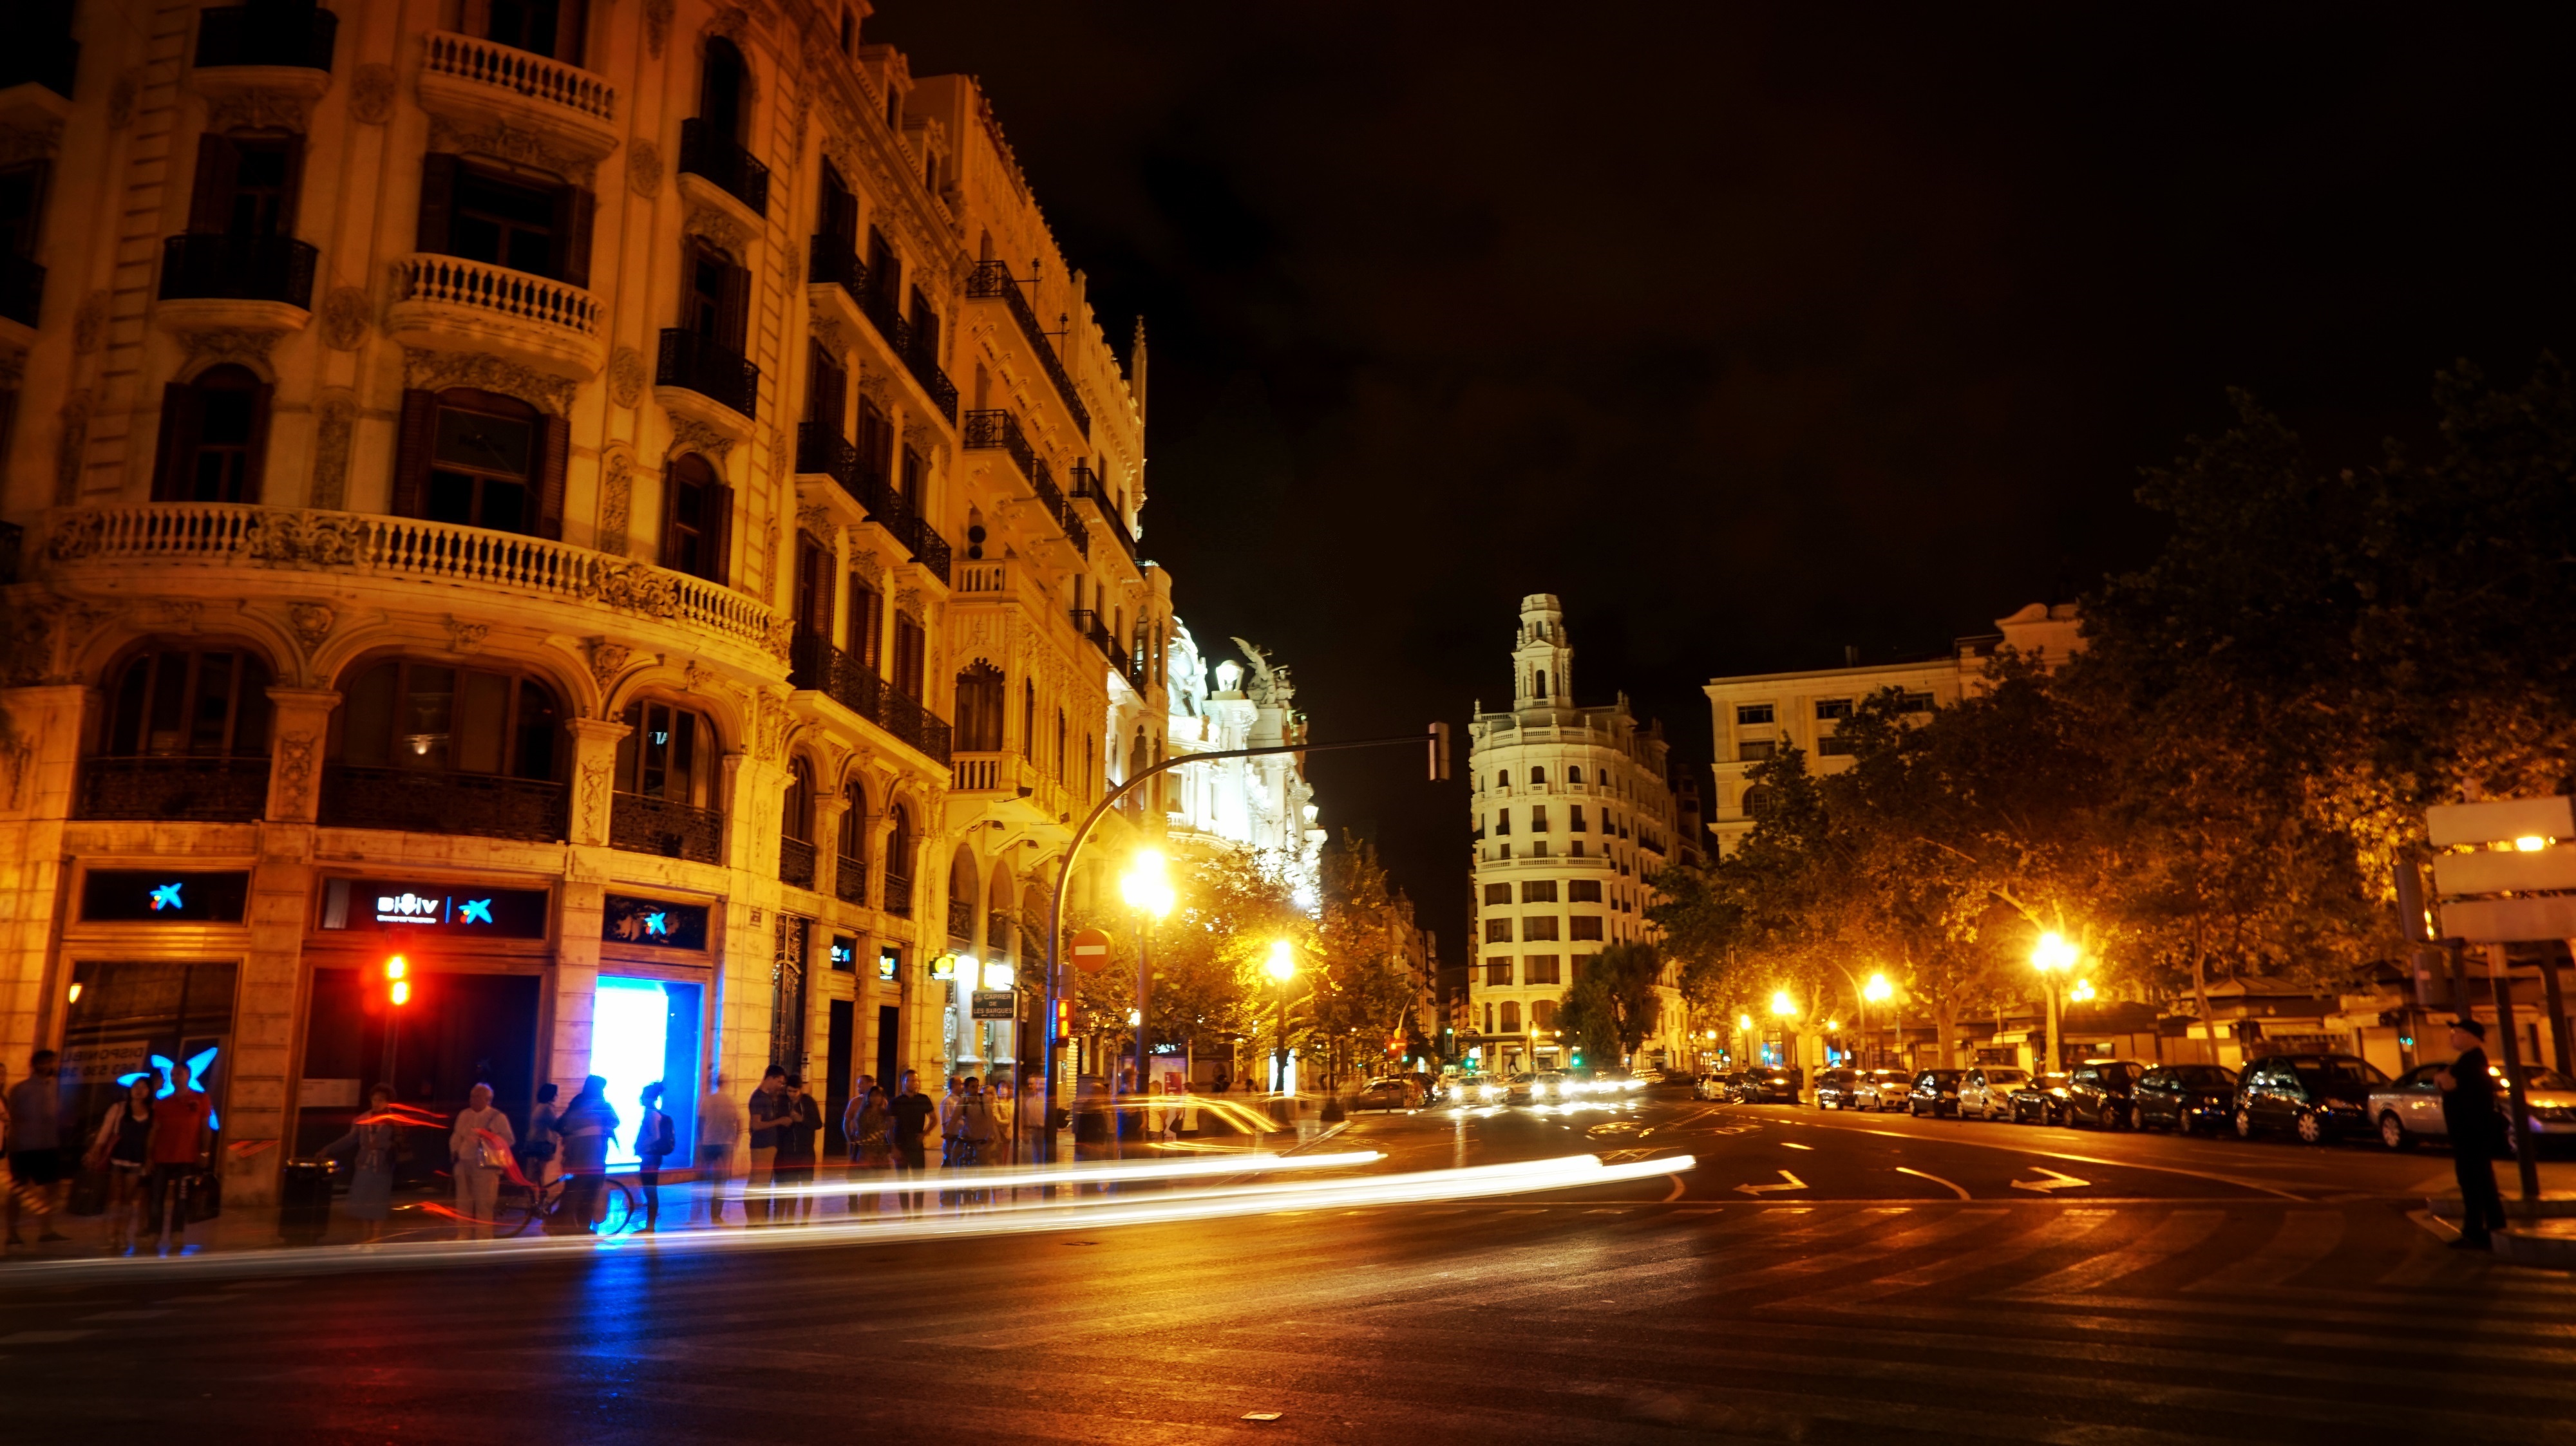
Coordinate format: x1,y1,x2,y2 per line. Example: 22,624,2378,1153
1560,941,1665,1067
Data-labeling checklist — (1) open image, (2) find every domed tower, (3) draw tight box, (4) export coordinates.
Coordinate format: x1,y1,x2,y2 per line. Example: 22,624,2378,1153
1513,594,1574,709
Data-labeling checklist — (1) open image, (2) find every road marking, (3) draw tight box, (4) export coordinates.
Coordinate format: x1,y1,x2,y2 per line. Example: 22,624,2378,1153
1783,1142,1814,1151
2188,1209,2345,1292
2011,1167,2092,1194
1661,1174,1687,1203
1736,1170,1808,1197
1895,1167,1970,1200
2000,1209,2226,1299
1825,1120,2306,1198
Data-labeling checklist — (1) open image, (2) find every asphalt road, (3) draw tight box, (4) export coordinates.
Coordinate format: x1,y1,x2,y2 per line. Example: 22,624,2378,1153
1,1092,2567,1443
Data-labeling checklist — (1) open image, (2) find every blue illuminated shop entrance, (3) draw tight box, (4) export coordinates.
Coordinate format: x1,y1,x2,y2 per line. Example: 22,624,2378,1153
592,977,702,1169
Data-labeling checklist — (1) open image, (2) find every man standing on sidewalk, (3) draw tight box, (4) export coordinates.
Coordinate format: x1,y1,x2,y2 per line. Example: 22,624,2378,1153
746,1066,791,1225
696,1070,742,1226
887,1071,935,1216
2439,1019,2507,1250
5,1051,68,1250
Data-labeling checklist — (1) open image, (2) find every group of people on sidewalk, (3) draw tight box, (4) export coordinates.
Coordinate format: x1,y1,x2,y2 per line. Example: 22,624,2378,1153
3,1049,214,1257
689,1066,1018,1224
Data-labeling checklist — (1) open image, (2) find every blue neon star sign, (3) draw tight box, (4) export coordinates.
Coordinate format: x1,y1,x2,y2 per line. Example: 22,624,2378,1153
149,881,184,912
458,897,495,925
118,1046,222,1131
643,911,668,936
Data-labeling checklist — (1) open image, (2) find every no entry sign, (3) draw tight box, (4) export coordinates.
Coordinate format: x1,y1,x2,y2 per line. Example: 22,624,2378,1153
1070,927,1113,973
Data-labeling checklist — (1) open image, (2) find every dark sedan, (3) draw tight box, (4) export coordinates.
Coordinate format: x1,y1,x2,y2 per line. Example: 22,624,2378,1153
2061,1060,2149,1130
1814,1068,1865,1111
2136,1064,2238,1135
1906,1069,1965,1117
2008,1073,2076,1125
2233,1053,2389,1144
1740,1067,1804,1104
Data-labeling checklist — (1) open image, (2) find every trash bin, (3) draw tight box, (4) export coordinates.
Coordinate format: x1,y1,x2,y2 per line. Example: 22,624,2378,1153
278,1159,336,1245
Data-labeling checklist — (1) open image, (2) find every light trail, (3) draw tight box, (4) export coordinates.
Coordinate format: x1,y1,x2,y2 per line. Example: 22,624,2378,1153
0,1152,1696,1284
747,1149,1384,1201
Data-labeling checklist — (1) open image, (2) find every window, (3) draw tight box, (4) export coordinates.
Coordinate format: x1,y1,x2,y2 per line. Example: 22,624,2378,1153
1493,811,1511,836
1568,879,1602,903
336,659,561,780
793,531,834,637
947,847,978,941
661,453,731,582
1566,767,1583,784
615,699,719,807
1818,735,1855,757
1742,784,1777,815
1570,916,1604,941
1484,918,1513,944
1572,953,1596,978
1520,880,1556,903
393,388,565,538
0,160,50,260
1736,704,1774,726
847,575,884,671
1898,690,1935,713
1494,771,1508,789
1499,1001,1520,1034
1738,738,1777,762
417,156,592,286
1815,698,1853,720
488,0,584,63
858,396,895,484
954,663,1005,751
1483,883,1511,905
1522,915,1560,941
1485,957,1513,986
701,37,746,142
151,364,270,502
900,444,926,511
838,780,869,865
683,242,750,349
890,614,925,700
1570,805,1587,832
1482,1002,1493,1035
1533,999,1558,1029
1526,957,1560,986
1528,766,1545,785
866,227,900,312
1530,806,1549,832
806,342,847,431
104,646,274,758
782,757,813,843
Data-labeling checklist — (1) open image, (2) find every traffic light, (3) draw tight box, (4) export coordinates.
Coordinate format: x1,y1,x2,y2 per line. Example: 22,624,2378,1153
1428,722,1452,782
1055,998,1072,1042
385,954,411,1007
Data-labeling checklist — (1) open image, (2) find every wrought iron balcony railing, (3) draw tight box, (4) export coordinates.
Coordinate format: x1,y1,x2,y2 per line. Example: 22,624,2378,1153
656,327,758,419
1066,462,1137,565
780,836,817,889
194,3,337,70
611,791,724,863
882,869,914,917
795,422,856,489
319,765,567,841
160,233,319,308
880,688,952,767
854,285,957,424
790,630,883,722
963,409,1086,558
965,260,1089,437
79,756,270,822
677,116,768,215
807,237,866,298
887,512,951,584
835,854,868,905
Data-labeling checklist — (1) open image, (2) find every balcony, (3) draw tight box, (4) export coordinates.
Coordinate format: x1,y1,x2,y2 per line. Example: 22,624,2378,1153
790,630,882,721
319,765,568,841
965,260,1089,438
882,869,913,917
885,511,952,585
835,854,868,906
880,690,952,768
808,237,866,300
780,836,817,890
417,31,620,167
612,791,724,863
38,504,781,661
656,327,758,426
1069,606,1117,664
388,253,604,377
950,749,1075,827
1067,462,1137,566
157,234,318,330
194,3,337,71
963,409,1088,560
78,757,270,822
0,253,39,330
677,116,768,217
855,286,959,426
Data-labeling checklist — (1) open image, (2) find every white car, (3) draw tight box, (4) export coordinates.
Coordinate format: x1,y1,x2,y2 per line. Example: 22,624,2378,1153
2371,1062,2576,1150
1958,1067,2032,1122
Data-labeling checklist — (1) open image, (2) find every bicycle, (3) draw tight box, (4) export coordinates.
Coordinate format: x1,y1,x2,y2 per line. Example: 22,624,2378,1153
491,1169,641,1238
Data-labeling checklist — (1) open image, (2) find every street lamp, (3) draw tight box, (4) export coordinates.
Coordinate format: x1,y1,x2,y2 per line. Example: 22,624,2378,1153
1863,972,1893,1069
1267,939,1298,1098
1118,849,1177,1158
2031,930,2078,1073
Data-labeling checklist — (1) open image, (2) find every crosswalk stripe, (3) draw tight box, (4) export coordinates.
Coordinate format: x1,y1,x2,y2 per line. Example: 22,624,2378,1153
1798,1210,2117,1308
1999,1209,2227,1299
2185,1208,2342,1291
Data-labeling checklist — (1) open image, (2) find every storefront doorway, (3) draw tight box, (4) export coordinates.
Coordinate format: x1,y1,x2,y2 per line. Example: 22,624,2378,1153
295,968,541,1169
61,961,238,1212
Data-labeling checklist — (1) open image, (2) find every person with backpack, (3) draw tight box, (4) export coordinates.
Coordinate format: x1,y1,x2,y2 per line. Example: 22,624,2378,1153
636,1082,675,1233
552,1076,619,1235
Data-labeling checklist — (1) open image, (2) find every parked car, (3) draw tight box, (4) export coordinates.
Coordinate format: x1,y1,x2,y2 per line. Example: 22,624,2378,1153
1507,1071,1569,1105
2233,1053,2389,1143
2008,1073,2077,1125
1356,1077,1416,1111
2371,1062,2576,1152
2061,1060,2149,1130
1741,1067,1804,1104
1852,1069,1917,1112
1958,1066,2032,1122
1906,1069,1965,1117
1696,1070,1744,1102
2134,1064,2239,1134
1814,1068,1865,1111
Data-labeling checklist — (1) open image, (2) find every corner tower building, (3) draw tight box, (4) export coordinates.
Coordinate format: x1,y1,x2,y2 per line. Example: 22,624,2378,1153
1464,595,1687,1074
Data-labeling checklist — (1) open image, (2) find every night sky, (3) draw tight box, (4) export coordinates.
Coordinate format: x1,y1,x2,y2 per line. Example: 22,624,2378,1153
869,3,2576,953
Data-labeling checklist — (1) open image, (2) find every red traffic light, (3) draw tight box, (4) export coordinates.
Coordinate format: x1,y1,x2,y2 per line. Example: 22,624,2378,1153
386,954,411,1006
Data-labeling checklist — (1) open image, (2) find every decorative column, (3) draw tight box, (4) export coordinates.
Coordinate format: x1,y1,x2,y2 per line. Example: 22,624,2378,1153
0,684,87,1081
551,717,633,1089
227,686,340,1207
814,791,850,902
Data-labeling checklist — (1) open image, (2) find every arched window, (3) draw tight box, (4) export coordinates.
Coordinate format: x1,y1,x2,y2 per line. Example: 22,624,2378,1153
954,662,1005,752
336,658,560,780
151,364,269,503
1535,669,1548,699
1500,1000,1522,1034
782,756,813,843
1533,1000,1558,1031
1530,766,1546,785
884,803,915,916
1495,771,1508,789
613,698,718,807
836,778,870,905
947,847,978,944
104,645,274,758
1567,766,1584,785
1742,784,1777,817
663,453,731,583
701,37,747,142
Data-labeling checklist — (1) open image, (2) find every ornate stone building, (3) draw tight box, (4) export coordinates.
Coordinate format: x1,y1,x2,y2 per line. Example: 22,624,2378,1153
1464,594,1687,1073
1162,620,1321,906
0,0,1166,1205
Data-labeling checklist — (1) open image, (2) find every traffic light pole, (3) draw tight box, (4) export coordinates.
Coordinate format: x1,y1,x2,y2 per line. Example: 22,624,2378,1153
1019,725,1449,1168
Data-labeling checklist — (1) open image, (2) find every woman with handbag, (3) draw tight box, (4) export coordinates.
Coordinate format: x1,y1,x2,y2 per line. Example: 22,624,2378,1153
87,1077,156,1255
448,1082,514,1241
321,1085,399,1244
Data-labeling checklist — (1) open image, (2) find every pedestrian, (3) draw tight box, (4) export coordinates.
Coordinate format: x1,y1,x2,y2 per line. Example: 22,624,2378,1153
144,1059,216,1254
2438,1019,2508,1250
952,1076,996,1207
771,1075,823,1223
519,1082,562,1189
696,1070,743,1226
887,1071,936,1214
5,1049,68,1251
86,1076,157,1255
848,1084,892,1214
635,1082,674,1233
989,1074,1017,1169
839,1073,876,1167
448,1082,513,1242
320,1084,398,1245
1146,1076,1170,1145
939,1075,965,1167
746,1065,790,1225
553,1075,620,1234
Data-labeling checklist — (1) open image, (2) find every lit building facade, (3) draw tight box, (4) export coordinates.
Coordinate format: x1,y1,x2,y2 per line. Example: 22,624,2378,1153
0,0,1162,1207
1162,619,1321,905
1464,594,1687,1073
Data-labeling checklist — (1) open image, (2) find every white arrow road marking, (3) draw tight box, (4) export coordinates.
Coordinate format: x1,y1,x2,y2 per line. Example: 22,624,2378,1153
1895,1167,1970,1200
1736,1170,1808,1196
2011,1166,2091,1194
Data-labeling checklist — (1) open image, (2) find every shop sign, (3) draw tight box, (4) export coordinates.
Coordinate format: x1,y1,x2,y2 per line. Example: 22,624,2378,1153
317,878,549,937
601,894,710,951
829,934,858,972
82,870,251,923
971,990,1017,1020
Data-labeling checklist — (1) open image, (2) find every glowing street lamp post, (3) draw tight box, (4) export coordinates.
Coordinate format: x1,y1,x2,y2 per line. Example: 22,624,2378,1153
1117,849,1177,1161
1770,990,1797,1078
1863,972,1893,1069
2031,932,2078,1073
1267,940,1298,1121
